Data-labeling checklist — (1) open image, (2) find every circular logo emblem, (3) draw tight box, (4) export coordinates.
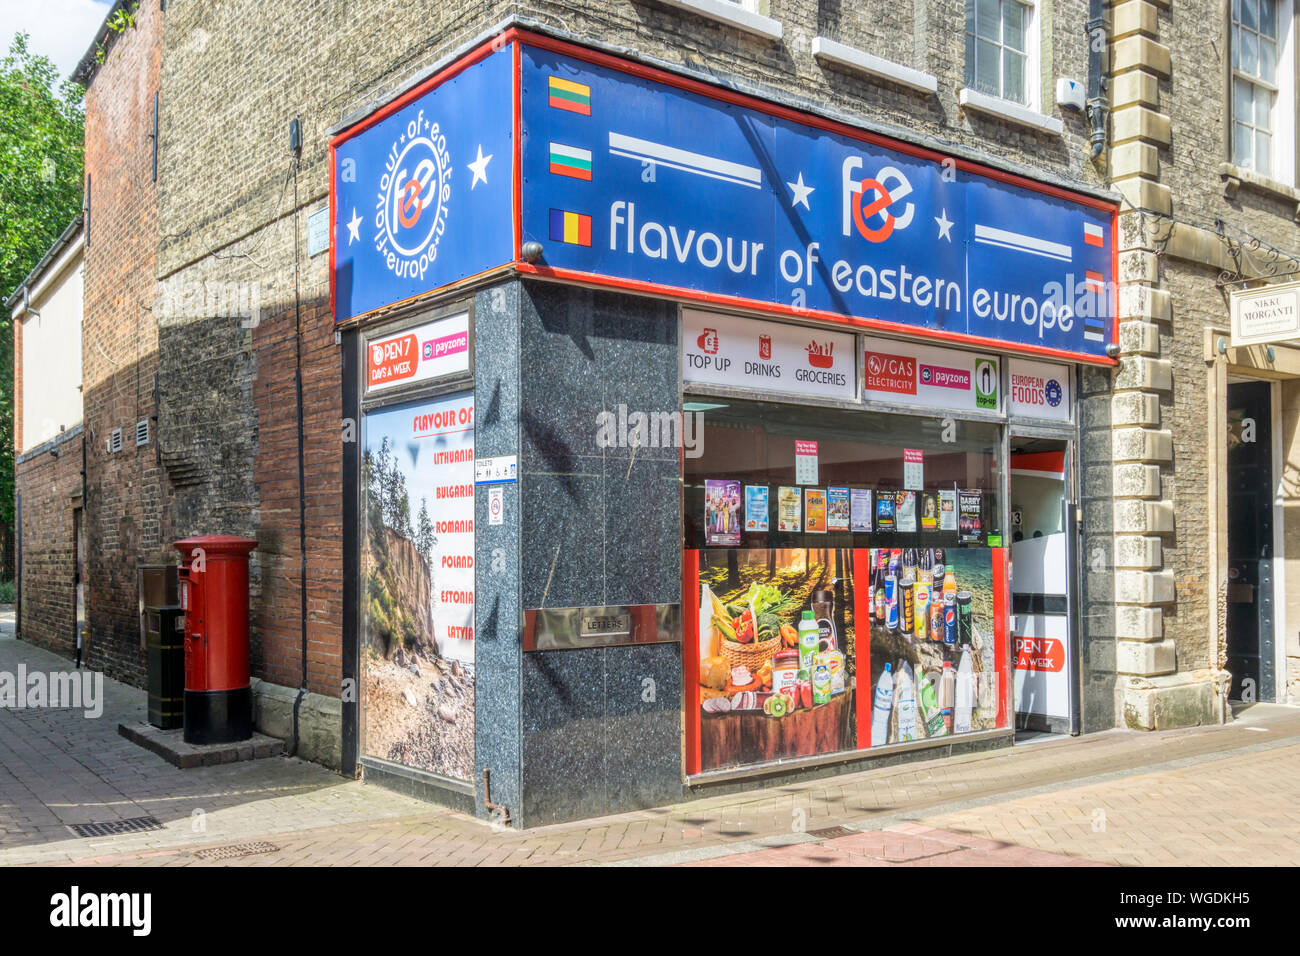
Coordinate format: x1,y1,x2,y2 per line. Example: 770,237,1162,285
375,110,451,281
1045,379,1063,407
371,344,385,367
920,366,932,384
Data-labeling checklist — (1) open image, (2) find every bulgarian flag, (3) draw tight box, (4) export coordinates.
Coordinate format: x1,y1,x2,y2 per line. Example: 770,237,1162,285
549,142,593,180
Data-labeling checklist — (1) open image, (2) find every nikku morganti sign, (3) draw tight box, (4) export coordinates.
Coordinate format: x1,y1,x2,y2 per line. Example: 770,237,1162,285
332,32,1117,363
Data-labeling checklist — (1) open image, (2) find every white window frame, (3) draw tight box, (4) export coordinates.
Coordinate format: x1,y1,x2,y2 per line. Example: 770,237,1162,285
1230,0,1296,186
964,0,1041,111
656,0,782,40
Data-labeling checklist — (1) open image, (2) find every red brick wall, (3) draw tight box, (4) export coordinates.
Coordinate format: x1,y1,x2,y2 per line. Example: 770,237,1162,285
16,435,84,655
81,1,166,685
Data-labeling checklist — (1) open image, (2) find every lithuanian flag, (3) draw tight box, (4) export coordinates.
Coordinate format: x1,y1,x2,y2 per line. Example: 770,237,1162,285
548,76,591,115
549,209,592,246
549,142,593,180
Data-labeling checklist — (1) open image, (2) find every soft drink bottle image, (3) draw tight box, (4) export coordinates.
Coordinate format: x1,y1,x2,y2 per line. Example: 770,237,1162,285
957,590,973,646
943,591,957,646
901,574,914,635
871,663,894,747
913,583,930,640
930,587,943,641
938,661,956,733
885,573,899,631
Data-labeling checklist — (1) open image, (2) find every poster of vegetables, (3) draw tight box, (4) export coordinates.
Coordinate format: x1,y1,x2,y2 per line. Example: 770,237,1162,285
697,549,857,772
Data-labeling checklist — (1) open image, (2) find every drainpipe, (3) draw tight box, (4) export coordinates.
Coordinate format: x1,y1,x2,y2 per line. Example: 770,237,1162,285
289,117,308,757
1086,0,1109,159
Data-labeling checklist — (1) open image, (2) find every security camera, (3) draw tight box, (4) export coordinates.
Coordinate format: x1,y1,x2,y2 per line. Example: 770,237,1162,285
1105,342,1121,358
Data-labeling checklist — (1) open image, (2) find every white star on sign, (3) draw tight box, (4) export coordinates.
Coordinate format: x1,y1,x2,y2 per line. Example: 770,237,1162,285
468,145,492,189
787,172,814,211
935,209,953,242
346,207,362,245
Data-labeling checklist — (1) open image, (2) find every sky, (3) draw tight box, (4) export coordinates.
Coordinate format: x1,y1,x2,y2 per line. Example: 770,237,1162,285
0,0,112,83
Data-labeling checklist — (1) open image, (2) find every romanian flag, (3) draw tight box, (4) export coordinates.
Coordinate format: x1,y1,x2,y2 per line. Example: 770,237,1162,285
549,142,593,180
1084,222,1104,247
548,76,591,115
549,209,591,246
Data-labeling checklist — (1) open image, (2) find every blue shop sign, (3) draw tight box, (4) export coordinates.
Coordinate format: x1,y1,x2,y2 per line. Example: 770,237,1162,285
518,45,1116,362
331,45,515,323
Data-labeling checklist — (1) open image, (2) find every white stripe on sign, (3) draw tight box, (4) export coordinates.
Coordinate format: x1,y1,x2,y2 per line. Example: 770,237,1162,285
550,142,592,162
608,131,762,188
1084,223,1103,238
973,224,1073,262
1084,331,1105,341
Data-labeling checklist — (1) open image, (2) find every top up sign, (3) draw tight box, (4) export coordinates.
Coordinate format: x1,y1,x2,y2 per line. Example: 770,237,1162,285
518,43,1116,362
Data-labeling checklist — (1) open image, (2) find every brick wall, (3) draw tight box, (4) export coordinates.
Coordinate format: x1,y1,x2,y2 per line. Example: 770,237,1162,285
82,0,166,685
15,432,84,656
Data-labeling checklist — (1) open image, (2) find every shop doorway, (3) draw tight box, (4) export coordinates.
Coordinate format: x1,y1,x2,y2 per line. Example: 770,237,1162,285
1226,380,1275,702
1009,435,1079,736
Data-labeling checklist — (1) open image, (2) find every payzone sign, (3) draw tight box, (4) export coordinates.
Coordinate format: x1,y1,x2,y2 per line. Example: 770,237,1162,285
519,46,1115,361
331,47,514,322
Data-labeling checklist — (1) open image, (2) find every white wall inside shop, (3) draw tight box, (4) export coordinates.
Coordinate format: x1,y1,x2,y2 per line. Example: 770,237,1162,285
16,238,83,452
1011,474,1064,539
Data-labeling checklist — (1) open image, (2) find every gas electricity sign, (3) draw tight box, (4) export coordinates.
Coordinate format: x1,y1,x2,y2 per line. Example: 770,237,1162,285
331,47,514,322
861,336,999,412
681,309,856,400
519,44,1115,361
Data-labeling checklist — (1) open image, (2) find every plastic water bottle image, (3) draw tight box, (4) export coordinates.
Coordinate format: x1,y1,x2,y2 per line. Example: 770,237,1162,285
955,648,975,734
870,662,894,747
896,661,918,742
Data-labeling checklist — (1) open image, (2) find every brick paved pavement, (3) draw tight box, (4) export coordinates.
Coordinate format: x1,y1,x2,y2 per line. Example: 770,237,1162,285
4,614,1299,866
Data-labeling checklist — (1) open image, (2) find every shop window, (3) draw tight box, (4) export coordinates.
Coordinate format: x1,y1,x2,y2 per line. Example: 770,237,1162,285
964,0,1035,107
1231,0,1296,184
684,398,1010,774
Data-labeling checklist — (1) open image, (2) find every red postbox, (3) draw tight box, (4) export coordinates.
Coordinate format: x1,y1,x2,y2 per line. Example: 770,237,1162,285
174,534,257,744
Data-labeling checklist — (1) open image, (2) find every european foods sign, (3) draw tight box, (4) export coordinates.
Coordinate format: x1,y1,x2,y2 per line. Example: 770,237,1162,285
1230,281,1300,347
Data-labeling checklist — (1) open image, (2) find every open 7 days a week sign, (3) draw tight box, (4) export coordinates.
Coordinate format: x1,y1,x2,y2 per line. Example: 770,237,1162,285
331,31,1117,363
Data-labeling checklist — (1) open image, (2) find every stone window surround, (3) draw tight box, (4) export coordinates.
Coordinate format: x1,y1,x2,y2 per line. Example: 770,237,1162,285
1227,0,1297,187
654,0,782,40
1218,162,1300,220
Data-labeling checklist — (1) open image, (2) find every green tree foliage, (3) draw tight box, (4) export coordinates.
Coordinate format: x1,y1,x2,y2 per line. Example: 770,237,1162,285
0,33,85,550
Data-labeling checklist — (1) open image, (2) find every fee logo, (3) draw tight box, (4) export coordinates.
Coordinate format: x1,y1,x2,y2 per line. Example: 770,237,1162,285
375,108,452,282
842,158,914,243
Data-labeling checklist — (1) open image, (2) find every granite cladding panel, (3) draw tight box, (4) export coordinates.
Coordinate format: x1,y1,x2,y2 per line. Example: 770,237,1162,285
518,282,685,825
473,281,523,816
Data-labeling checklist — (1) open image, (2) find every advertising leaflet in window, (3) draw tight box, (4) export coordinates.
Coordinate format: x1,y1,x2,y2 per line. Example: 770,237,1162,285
682,310,856,401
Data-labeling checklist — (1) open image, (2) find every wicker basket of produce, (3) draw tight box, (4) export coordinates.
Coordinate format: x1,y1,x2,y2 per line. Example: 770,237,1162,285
708,582,796,674
720,633,782,671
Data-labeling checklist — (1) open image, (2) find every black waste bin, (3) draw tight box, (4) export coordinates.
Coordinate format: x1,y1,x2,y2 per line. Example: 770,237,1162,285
145,605,185,729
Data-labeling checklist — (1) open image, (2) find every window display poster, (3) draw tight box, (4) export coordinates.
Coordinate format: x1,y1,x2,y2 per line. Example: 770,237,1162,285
960,490,984,542
705,479,743,546
827,487,850,531
876,493,896,531
851,488,873,532
362,391,475,781
896,491,917,532
744,485,770,532
805,488,828,533
778,486,802,532
695,548,859,772
904,448,924,490
939,490,957,531
865,547,1005,747
920,492,939,530
795,439,818,485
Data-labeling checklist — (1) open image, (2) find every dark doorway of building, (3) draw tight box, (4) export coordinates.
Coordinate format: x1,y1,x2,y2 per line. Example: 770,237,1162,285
1226,380,1275,702
74,506,85,665
1010,435,1078,737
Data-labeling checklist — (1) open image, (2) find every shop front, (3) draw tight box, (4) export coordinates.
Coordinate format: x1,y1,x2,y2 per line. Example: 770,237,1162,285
329,28,1117,824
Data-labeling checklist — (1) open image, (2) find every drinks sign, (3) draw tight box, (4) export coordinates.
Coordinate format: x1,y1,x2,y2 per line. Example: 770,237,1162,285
1230,280,1300,347
681,309,856,400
